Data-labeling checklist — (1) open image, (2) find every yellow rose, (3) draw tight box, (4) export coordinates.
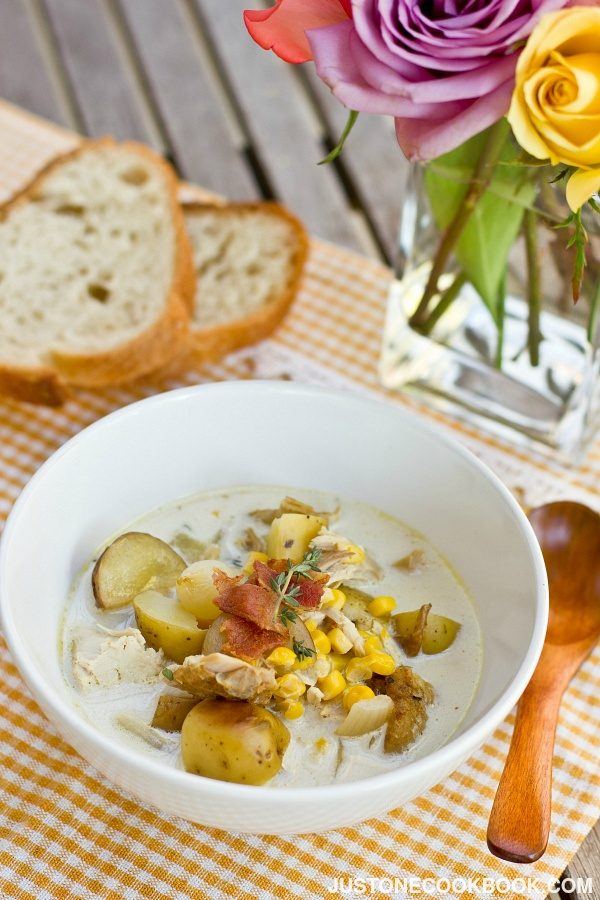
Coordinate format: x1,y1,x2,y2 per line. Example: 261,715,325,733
508,6,600,210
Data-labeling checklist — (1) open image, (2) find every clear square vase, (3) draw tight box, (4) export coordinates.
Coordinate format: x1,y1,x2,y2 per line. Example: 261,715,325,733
380,164,600,460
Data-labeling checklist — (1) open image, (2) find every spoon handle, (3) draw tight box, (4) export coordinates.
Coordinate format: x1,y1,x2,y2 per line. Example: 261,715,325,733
487,648,567,864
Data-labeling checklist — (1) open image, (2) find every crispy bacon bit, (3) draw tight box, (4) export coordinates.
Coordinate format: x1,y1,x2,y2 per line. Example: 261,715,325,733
216,581,284,632
297,575,327,609
254,559,325,609
219,613,286,661
253,559,283,589
212,568,243,593
212,565,284,632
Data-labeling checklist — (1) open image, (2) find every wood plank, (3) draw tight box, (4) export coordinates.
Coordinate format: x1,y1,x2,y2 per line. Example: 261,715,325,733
193,0,366,250
0,0,68,125
42,0,161,147
304,69,407,265
117,0,258,197
557,827,600,899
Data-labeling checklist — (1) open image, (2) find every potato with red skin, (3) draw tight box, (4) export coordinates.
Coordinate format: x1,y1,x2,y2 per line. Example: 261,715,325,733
181,699,289,785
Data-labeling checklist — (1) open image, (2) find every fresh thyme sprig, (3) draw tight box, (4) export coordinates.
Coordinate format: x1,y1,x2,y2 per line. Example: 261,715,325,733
270,548,322,625
292,639,316,661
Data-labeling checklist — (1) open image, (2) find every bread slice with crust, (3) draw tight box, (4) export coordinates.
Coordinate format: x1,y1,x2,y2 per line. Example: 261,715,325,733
0,139,194,405
183,202,308,364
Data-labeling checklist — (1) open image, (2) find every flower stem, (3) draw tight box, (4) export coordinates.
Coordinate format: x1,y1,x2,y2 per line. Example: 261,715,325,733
524,208,541,366
409,120,508,330
419,271,467,336
495,281,506,370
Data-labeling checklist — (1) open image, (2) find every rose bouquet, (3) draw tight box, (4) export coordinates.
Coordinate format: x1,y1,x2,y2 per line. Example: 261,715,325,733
244,1,600,374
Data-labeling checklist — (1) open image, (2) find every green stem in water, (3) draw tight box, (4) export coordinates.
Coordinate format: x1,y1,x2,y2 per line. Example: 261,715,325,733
495,277,506,369
410,120,508,330
419,271,467,336
524,208,541,366
588,276,600,344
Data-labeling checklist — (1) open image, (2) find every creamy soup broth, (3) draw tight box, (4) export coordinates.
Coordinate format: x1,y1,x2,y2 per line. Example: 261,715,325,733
62,486,482,787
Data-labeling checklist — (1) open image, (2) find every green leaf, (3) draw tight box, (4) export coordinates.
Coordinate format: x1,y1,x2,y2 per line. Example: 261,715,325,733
424,122,537,320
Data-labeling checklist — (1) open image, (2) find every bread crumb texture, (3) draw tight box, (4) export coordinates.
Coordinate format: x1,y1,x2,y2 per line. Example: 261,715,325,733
186,207,299,328
0,144,175,366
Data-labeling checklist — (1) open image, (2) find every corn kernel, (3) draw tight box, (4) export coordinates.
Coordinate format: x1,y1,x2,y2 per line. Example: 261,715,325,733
292,656,315,671
275,673,306,700
312,629,332,655
345,657,373,683
347,543,366,565
243,550,269,574
365,651,396,676
266,646,297,669
321,588,346,610
368,595,396,618
363,634,383,654
317,670,347,701
343,684,375,710
329,653,347,672
305,618,319,633
327,627,353,655
283,700,304,720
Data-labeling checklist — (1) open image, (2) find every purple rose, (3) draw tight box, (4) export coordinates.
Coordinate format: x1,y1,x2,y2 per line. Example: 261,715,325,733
308,0,568,160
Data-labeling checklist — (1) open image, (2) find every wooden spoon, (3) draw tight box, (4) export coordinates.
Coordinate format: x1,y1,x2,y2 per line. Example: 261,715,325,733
487,501,600,864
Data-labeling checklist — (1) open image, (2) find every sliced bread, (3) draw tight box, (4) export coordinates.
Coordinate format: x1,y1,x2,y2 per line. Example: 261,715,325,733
183,202,308,363
0,139,194,405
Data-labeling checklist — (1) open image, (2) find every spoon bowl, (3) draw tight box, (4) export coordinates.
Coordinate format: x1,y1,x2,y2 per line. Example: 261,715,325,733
488,500,600,864
529,502,600,647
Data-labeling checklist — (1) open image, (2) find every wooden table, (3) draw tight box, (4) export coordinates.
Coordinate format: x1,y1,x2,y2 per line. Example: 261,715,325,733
0,2,597,897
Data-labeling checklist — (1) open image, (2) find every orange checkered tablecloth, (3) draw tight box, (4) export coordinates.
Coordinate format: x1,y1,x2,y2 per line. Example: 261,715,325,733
0,100,598,900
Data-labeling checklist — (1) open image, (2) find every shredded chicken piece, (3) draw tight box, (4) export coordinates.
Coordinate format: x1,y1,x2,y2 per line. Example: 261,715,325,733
309,529,382,586
172,652,276,703
341,587,375,630
323,608,365,655
371,666,434,753
306,686,324,706
370,619,403,664
294,655,331,686
250,496,337,526
72,626,164,690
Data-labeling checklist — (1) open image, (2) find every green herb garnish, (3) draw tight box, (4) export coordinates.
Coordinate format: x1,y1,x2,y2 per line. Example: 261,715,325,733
270,549,322,625
293,639,316,661
162,667,174,681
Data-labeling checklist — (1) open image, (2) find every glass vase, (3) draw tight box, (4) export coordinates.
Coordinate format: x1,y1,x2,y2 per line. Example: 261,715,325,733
380,163,600,459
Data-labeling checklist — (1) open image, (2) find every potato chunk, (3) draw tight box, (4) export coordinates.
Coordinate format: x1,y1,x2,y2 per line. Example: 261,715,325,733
176,560,239,627
393,606,461,656
371,666,434,753
266,513,324,563
151,694,199,731
181,699,289,785
93,532,186,610
134,591,205,663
